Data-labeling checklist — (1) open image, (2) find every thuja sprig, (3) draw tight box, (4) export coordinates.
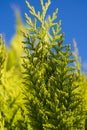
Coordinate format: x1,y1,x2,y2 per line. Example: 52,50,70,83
25,0,51,24
22,0,85,129
25,0,61,43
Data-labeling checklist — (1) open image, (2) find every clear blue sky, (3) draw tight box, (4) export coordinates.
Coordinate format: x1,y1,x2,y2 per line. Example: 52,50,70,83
0,0,87,71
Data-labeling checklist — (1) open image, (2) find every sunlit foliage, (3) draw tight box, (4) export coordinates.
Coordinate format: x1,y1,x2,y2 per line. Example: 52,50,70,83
0,0,87,130
22,0,86,129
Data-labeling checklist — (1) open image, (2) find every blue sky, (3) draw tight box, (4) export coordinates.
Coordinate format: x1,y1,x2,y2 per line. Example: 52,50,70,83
0,0,87,71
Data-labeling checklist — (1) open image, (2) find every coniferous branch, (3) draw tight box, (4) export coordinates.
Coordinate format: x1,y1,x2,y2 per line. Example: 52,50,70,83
0,14,29,129
22,0,85,130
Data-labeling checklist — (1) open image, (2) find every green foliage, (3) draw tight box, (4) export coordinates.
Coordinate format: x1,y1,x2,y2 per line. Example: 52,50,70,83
0,0,87,130
0,35,6,84
0,13,28,129
22,0,85,129
6,10,24,71
0,34,6,129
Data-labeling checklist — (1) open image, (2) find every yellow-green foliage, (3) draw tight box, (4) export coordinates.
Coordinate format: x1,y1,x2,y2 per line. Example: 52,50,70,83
0,12,28,129
0,35,7,129
73,40,87,109
6,10,24,71
0,0,87,130
22,0,86,129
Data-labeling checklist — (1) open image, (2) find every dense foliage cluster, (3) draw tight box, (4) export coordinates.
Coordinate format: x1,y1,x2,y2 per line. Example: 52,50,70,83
0,0,87,130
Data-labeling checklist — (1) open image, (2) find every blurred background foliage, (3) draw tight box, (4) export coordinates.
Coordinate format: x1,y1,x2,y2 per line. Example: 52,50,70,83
0,11,30,129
